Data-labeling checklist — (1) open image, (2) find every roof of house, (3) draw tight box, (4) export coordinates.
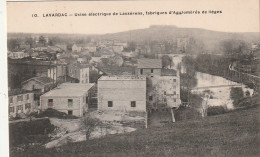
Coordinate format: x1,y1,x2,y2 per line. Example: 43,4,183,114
22,76,54,85
99,75,146,81
41,83,95,97
137,59,162,69
161,69,177,76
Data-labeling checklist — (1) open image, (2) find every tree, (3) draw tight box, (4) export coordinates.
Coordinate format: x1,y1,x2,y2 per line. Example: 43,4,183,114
82,115,100,140
8,39,20,51
162,55,172,68
25,37,34,48
230,87,244,107
39,36,46,46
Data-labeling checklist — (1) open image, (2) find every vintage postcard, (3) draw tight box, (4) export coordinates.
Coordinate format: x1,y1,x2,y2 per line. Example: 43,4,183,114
2,0,259,156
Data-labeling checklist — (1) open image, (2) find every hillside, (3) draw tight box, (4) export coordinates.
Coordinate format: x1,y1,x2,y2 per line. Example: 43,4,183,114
97,25,260,51
8,25,260,52
11,105,259,157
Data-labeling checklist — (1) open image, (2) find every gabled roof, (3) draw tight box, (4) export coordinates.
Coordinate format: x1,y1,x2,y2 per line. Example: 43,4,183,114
137,59,162,69
22,76,54,85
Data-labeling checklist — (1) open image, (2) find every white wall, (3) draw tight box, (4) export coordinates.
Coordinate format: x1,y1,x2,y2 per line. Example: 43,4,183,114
98,79,146,112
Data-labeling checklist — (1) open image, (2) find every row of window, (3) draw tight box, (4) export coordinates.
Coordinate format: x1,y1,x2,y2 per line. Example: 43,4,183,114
48,99,74,107
9,103,31,113
107,101,136,108
9,94,30,103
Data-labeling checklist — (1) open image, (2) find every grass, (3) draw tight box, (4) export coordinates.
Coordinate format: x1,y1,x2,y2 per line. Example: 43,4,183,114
11,105,259,157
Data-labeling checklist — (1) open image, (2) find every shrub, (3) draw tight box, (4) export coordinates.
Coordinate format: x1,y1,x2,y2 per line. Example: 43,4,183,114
230,87,244,107
207,106,226,116
174,106,201,121
36,108,78,119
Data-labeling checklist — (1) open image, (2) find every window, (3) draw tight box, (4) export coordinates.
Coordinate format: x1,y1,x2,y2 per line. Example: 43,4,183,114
149,96,153,101
9,107,14,113
151,69,153,73
140,69,143,75
173,79,176,82
9,97,13,103
108,101,113,107
68,110,73,115
48,99,53,107
68,99,73,107
16,105,23,112
17,95,23,101
131,101,136,107
86,96,88,103
26,94,29,100
164,91,166,95
25,103,31,109
174,91,176,95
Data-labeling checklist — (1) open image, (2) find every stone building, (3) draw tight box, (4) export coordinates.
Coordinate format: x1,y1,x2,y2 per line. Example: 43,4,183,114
40,83,95,117
98,75,146,112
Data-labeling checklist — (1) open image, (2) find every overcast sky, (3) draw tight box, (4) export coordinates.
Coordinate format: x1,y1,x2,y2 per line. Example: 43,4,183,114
7,0,259,34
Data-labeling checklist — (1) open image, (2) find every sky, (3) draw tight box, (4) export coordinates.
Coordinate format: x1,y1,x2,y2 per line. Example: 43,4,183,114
6,0,260,34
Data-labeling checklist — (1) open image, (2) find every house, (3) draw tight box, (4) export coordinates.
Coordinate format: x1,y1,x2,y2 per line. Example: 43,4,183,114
55,44,67,51
8,51,29,59
147,69,181,109
67,63,90,83
84,45,96,52
137,58,162,76
9,90,36,116
72,44,82,52
40,83,95,117
98,75,146,112
21,76,55,93
48,65,67,81
47,46,62,53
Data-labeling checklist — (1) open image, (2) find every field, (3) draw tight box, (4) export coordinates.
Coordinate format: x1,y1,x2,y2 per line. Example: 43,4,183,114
11,105,259,157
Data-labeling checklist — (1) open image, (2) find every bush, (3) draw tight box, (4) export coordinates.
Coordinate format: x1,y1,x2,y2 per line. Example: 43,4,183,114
36,108,78,119
230,87,244,107
207,106,226,116
174,106,201,121
9,118,55,147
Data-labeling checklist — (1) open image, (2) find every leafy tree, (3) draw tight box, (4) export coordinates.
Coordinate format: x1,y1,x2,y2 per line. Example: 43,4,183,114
162,55,172,68
230,87,244,107
39,36,46,46
8,39,20,51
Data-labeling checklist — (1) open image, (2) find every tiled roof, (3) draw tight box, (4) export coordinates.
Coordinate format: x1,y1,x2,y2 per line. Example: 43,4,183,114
34,77,54,84
22,76,54,85
137,59,162,69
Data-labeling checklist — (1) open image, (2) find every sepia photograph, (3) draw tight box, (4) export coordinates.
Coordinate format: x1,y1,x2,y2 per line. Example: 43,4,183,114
2,0,259,156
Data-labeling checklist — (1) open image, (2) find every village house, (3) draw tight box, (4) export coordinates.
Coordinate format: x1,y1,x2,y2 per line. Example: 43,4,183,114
9,90,36,116
8,51,30,59
148,69,181,110
48,65,67,81
55,44,67,51
137,58,162,76
72,44,82,52
67,63,90,83
137,58,181,110
21,76,55,93
40,83,95,117
98,75,146,112
84,44,97,52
